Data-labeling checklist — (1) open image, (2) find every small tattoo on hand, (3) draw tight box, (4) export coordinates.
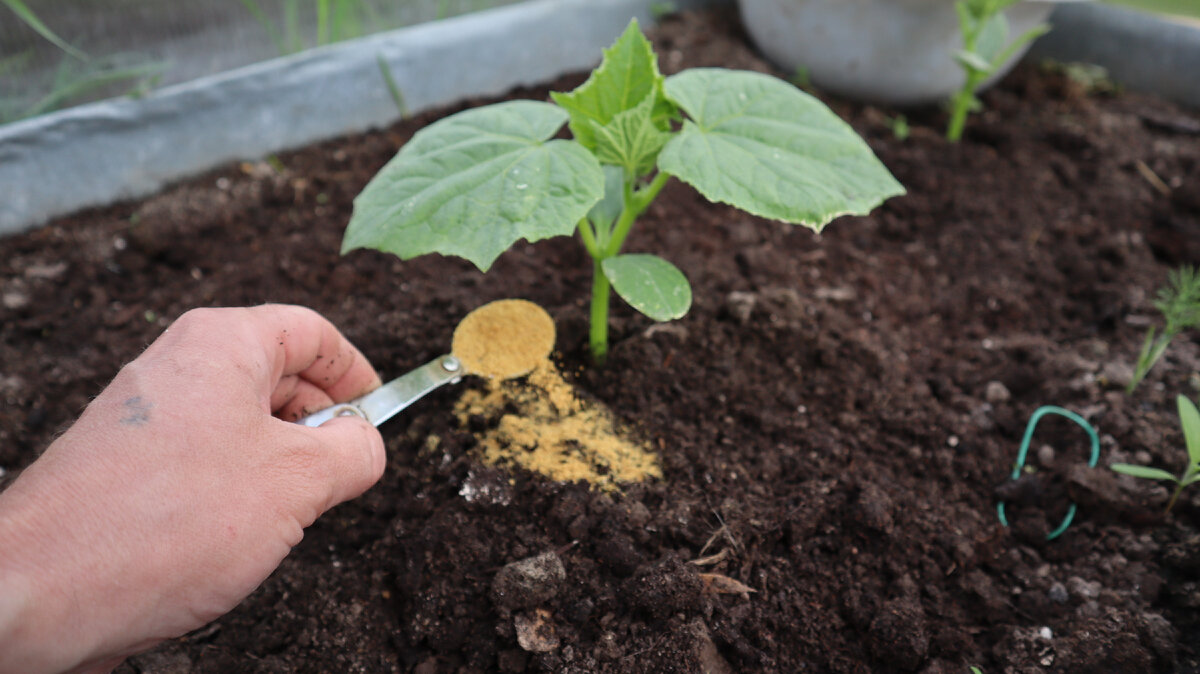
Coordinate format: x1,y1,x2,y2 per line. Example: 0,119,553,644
120,396,153,426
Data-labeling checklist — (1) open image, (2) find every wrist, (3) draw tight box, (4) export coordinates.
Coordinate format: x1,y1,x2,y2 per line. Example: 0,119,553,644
0,506,79,673
0,446,108,673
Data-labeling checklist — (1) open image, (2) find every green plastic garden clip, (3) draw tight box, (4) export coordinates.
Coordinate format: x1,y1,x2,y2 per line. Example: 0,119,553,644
996,405,1100,540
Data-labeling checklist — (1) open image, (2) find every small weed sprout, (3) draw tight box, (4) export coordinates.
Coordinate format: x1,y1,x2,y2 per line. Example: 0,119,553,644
1128,266,1200,393
1111,395,1200,513
946,0,1050,141
343,20,904,363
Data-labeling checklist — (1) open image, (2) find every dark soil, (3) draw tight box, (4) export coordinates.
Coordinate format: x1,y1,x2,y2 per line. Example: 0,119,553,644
3,9,1200,673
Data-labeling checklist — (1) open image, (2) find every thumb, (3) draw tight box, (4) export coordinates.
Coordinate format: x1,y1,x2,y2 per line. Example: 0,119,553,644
307,415,386,508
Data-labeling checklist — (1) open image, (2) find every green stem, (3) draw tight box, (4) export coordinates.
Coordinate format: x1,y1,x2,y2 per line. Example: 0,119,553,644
590,257,612,364
604,171,670,257
586,170,673,363
577,218,600,258
946,75,979,142
1166,483,1183,513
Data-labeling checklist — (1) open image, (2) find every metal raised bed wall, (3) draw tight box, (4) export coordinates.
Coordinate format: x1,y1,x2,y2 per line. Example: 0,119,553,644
1,0,1197,236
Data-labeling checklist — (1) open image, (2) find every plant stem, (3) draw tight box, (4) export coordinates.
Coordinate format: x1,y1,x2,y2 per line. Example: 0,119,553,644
586,171,673,363
604,171,670,257
1166,483,1184,513
577,218,600,258
946,73,980,142
590,257,612,364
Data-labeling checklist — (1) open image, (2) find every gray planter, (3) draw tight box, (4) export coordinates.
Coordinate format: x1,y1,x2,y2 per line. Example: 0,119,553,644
737,0,1083,106
1,0,1196,237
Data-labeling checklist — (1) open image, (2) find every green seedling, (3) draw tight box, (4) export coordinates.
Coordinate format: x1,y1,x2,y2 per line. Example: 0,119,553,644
1128,266,1200,393
343,20,904,363
237,0,380,55
1111,395,1200,513
1,0,87,61
946,0,1050,142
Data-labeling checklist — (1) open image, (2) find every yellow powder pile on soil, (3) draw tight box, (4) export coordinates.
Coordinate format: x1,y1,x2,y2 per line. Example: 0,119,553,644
452,299,556,380
450,300,659,490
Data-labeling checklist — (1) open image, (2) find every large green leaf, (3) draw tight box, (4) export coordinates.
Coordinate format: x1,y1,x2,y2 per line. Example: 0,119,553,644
1110,464,1179,483
658,69,905,231
601,254,691,321
343,100,605,271
550,18,671,153
1178,395,1200,469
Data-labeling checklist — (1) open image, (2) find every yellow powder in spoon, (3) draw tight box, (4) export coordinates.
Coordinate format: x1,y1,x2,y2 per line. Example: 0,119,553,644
451,299,556,380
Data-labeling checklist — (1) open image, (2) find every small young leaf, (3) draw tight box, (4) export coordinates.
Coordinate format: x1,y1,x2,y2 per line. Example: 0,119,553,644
601,254,691,321
551,19,673,153
591,91,671,176
1178,395,1200,469
659,69,905,231
975,11,1009,62
1110,464,1180,483
587,165,626,232
343,100,604,271
954,49,993,75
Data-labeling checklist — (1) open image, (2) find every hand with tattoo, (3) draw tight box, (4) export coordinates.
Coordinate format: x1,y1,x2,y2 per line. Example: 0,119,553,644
0,305,386,674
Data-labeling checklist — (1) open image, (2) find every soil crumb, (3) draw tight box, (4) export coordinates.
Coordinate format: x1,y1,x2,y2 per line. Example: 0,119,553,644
452,298,555,379
456,360,661,490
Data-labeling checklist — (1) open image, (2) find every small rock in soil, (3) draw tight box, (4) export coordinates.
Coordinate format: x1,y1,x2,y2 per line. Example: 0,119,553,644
594,631,624,661
492,551,566,611
1066,576,1101,600
2,286,29,310
1036,444,1055,466
514,608,559,653
985,380,1012,403
1100,360,1134,389
723,291,757,325
1048,581,1069,604
867,597,929,671
624,555,704,619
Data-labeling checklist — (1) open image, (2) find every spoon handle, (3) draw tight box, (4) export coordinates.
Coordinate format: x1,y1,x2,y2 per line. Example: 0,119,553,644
296,354,463,428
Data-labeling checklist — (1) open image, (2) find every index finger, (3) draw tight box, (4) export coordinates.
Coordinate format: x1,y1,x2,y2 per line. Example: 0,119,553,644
247,304,382,402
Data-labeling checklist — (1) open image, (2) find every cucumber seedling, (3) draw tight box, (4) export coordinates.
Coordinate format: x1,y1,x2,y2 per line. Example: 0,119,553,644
946,0,1050,141
1128,266,1200,393
1111,395,1200,513
343,20,904,363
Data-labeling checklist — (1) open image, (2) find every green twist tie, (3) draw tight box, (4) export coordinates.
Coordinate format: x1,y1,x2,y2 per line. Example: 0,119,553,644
996,405,1100,540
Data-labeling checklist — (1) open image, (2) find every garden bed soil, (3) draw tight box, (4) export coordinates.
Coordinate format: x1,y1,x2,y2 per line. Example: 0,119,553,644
3,9,1200,673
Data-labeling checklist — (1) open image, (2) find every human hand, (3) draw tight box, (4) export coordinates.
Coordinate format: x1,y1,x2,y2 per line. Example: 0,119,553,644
0,305,386,673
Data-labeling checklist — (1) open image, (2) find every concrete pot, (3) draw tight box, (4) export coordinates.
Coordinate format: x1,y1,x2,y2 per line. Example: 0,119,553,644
737,0,1082,106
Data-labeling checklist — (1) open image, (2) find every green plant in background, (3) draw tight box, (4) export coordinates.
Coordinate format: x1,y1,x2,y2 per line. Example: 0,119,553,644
946,0,1050,142
0,0,164,123
1128,266,1200,393
1111,395,1200,513
237,0,381,55
343,20,904,363
887,114,910,141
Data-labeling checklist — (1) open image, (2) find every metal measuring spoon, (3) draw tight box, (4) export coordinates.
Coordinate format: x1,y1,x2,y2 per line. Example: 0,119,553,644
296,299,554,428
